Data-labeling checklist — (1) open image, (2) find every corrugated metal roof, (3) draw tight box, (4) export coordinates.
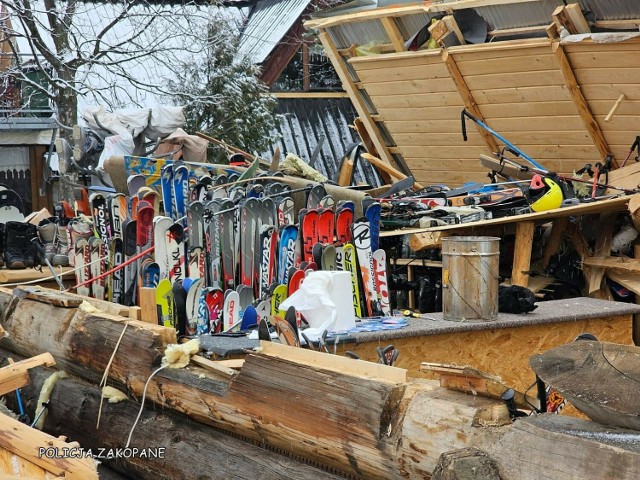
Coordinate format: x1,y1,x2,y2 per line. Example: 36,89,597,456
581,0,640,20
237,0,312,64
266,97,383,187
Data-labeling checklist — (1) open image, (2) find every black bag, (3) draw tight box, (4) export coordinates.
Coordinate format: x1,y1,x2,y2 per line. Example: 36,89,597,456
499,285,537,314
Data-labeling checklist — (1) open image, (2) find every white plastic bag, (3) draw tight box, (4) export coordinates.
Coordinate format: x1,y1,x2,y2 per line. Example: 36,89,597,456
144,106,185,140
280,271,356,340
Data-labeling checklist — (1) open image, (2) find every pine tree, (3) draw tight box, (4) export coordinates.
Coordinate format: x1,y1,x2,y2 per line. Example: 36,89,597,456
167,21,279,162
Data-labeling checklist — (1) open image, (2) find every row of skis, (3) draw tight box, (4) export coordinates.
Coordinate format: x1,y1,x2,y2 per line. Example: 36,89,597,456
76,160,391,337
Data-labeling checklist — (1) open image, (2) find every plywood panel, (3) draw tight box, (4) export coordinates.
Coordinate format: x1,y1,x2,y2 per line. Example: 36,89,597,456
456,53,557,76
384,116,587,133
363,78,458,96
354,63,451,83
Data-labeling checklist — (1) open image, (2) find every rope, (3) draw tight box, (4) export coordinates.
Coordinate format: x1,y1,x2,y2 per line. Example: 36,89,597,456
125,364,169,448
97,322,129,429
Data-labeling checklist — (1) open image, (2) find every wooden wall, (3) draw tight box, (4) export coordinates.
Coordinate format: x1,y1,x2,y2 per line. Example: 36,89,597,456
346,37,640,186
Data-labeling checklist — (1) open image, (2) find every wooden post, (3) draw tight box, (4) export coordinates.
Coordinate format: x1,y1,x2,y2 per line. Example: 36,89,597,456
542,217,568,269
512,221,535,287
553,42,616,168
586,212,616,295
443,51,499,153
380,17,406,52
302,42,310,91
138,287,157,324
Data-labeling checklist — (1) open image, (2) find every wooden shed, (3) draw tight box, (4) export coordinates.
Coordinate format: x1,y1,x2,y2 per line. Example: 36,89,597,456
305,0,640,186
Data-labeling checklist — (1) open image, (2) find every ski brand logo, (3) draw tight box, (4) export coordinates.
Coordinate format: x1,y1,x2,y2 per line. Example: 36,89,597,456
170,243,183,280
94,202,109,242
112,249,123,301
374,254,390,313
227,299,236,327
260,231,272,296
352,223,370,249
335,246,344,271
284,238,295,282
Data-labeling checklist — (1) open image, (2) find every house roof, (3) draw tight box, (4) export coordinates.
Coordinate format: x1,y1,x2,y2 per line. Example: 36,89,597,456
266,97,382,187
236,0,313,64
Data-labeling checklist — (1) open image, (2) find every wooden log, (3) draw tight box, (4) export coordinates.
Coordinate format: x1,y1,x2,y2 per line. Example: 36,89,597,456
487,415,640,480
0,288,175,388
9,358,341,480
361,153,425,189
0,290,511,479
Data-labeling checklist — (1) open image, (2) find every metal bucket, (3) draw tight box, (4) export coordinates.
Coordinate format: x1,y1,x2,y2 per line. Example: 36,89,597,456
441,236,500,321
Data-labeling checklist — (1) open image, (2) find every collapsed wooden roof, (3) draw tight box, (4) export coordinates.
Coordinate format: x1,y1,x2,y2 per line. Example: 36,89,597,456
305,1,640,186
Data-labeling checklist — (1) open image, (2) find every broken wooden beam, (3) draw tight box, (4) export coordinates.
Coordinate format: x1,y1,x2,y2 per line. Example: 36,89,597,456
0,352,55,396
552,4,590,35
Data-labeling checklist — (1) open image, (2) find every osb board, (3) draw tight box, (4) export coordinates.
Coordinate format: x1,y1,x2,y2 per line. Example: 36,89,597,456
337,314,632,392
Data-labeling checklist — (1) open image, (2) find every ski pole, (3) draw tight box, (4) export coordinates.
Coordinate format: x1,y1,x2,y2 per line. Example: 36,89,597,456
461,109,547,170
31,238,65,291
621,136,640,168
70,244,155,290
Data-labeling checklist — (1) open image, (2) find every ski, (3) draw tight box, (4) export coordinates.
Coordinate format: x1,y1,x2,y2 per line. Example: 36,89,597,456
161,165,174,219
372,249,391,316
277,197,295,226
219,199,236,290
240,198,259,288
259,225,277,300
173,164,189,222
167,223,186,283
122,219,138,306
89,237,105,300
223,290,240,331
317,208,335,245
352,218,378,317
206,199,223,288
278,225,298,285
343,243,363,318
205,287,224,334
365,202,382,252
75,238,91,298
153,216,173,280
300,209,318,264
108,237,124,304
155,278,174,328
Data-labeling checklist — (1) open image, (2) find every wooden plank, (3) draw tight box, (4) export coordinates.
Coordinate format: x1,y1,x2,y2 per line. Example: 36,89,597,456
511,221,535,287
363,78,458,96
448,40,551,63
354,63,450,83
586,213,617,295
0,353,55,396
138,287,157,324
0,412,98,480
464,70,565,90
304,4,427,29
384,116,587,133
189,355,237,378
401,196,630,239
420,362,540,410
553,4,590,35
542,217,568,269
553,42,615,167
380,17,406,52
369,91,464,108
583,256,640,274
394,129,589,146
361,153,424,189
0,268,74,284
442,50,499,153
567,51,640,70
400,145,599,160
349,50,442,71
317,32,399,172
377,102,580,121
13,287,82,308
258,341,407,384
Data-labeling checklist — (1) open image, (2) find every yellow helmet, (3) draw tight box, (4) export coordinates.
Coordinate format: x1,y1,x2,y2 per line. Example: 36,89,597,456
528,174,563,212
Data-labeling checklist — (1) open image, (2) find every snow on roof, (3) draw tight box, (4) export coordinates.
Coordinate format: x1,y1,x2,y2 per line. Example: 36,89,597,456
236,0,312,64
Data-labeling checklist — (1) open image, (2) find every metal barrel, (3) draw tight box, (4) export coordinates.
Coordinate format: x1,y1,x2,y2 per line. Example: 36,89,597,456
441,236,500,321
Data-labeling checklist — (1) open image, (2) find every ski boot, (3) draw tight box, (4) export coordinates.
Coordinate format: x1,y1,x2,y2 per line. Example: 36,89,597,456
37,219,57,265
67,219,93,267
4,222,38,269
54,224,70,267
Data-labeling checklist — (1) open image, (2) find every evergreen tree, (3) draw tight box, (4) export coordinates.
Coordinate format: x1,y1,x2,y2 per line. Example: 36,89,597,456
167,21,279,162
